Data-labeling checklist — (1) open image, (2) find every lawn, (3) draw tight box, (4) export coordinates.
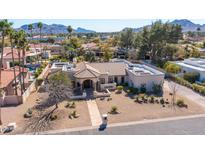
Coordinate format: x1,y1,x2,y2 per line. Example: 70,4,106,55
96,85,205,124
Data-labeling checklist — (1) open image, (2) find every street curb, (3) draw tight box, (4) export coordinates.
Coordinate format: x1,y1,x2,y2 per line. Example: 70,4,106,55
36,113,205,135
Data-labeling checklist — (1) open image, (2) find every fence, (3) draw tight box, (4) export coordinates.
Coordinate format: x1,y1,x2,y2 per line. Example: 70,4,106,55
22,64,50,103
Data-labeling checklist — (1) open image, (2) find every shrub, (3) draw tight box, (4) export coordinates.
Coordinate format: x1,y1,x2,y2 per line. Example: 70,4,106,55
117,86,123,93
36,78,44,87
150,95,155,103
69,110,80,119
24,108,33,118
160,98,165,105
110,106,119,114
128,87,139,94
176,99,188,108
192,84,205,94
65,102,76,108
50,115,58,121
164,62,181,74
152,83,162,94
140,84,147,93
183,72,200,83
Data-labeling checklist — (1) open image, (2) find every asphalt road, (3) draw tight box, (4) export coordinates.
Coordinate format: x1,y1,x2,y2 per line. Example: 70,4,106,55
50,117,205,135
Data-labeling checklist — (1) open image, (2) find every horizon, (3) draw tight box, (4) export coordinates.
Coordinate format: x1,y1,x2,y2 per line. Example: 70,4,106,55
8,19,205,32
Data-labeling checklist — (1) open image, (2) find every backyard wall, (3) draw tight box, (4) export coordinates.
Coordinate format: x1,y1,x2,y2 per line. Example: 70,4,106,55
22,64,50,103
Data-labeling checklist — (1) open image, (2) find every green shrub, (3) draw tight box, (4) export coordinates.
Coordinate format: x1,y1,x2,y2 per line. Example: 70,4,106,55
128,87,139,94
176,99,188,108
110,106,118,114
117,86,123,93
152,83,162,94
140,84,147,93
164,62,181,74
183,72,200,83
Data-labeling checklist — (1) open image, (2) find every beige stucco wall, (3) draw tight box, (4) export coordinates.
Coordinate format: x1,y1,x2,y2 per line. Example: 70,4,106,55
127,70,164,91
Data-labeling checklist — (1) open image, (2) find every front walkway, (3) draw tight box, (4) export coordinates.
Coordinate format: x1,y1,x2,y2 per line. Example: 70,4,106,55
86,99,102,126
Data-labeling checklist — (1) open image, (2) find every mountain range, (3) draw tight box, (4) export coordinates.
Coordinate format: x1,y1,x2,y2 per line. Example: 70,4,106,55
124,19,205,32
17,23,96,34
17,19,205,34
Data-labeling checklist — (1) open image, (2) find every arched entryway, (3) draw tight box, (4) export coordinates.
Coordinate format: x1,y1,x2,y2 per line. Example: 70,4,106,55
83,79,93,89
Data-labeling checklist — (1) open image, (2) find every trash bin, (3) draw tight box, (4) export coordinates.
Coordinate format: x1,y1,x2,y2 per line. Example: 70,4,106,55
102,114,108,125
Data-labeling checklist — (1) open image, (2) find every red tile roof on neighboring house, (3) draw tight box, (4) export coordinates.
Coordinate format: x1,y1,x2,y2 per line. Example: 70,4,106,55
1,67,29,88
3,47,31,59
81,43,98,50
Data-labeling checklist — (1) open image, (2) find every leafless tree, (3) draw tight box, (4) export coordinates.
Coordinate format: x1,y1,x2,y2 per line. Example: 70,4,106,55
23,71,73,134
168,80,178,109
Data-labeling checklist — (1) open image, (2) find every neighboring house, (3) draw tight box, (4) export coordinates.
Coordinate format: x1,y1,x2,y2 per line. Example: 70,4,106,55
174,58,205,82
1,47,41,69
51,59,165,92
81,43,103,57
0,67,29,95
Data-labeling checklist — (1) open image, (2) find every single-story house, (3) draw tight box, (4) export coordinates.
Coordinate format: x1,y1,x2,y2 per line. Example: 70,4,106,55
174,58,205,82
51,59,165,92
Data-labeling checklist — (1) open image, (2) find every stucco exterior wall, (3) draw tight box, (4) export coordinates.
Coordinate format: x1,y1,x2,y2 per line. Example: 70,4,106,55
179,66,205,82
127,70,164,91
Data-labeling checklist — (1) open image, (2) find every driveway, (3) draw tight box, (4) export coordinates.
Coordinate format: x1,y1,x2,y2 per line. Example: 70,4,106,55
164,80,205,108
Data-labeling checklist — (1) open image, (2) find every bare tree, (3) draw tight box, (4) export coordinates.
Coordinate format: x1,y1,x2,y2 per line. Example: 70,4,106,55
23,71,73,134
168,80,178,109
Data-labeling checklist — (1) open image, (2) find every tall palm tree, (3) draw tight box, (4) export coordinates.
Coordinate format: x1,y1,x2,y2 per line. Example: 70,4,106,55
20,32,28,91
0,20,13,86
8,28,18,95
28,24,38,64
0,19,12,125
67,25,73,39
37,22,43,63
14,30,24,95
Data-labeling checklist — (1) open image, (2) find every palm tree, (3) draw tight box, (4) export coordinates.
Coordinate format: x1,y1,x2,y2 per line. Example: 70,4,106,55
0,20,13,86
37,22,43,63
8,28,18,95
14,30,24,95
0,19,12,125
67,25,73,39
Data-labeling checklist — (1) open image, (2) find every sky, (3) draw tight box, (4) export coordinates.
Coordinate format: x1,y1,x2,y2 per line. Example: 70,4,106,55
8,19,205,32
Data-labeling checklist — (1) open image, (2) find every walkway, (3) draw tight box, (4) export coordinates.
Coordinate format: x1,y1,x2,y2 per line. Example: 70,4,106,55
86,99,102,126
164,80,205,108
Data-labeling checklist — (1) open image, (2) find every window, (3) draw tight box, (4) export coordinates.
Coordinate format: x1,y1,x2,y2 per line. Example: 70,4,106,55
121,76,124,83
100,78,105,84
114,76,118,83
108,77,113,83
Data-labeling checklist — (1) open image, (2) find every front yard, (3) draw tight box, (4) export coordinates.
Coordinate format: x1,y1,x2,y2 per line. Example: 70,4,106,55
96,84,205,124
1,91,91,134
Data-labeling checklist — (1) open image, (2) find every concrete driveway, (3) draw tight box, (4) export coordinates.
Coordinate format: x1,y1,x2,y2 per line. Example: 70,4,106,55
164,80,205,108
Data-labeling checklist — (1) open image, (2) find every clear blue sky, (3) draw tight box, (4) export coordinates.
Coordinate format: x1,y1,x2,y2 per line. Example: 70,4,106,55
8,19,205,32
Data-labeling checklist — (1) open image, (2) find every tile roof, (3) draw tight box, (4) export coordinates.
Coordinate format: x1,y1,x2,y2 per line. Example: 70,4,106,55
74,62,126,78
1,68,21,88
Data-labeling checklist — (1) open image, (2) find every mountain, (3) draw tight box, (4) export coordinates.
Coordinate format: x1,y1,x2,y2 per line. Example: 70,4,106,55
123,19,205,32
170,19,205,32
17,23,96,34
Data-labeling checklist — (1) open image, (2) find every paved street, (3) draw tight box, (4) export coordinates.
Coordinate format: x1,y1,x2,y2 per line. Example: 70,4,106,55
41,115,205,135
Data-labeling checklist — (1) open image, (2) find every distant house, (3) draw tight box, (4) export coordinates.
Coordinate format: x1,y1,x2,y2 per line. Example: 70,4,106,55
174,58,205,82
81,43,104,57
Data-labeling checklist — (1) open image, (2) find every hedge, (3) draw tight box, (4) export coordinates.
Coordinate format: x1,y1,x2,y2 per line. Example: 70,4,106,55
169,75,205,95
